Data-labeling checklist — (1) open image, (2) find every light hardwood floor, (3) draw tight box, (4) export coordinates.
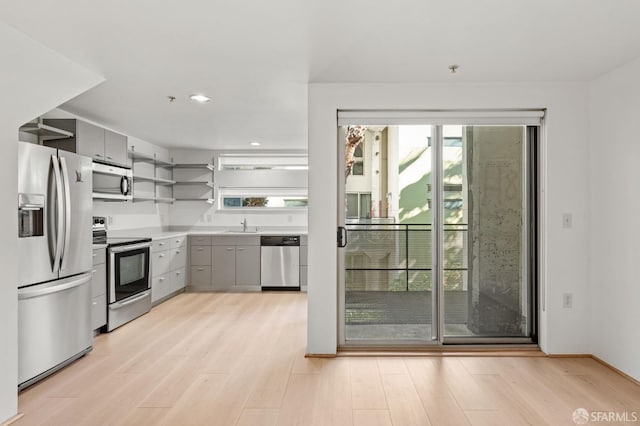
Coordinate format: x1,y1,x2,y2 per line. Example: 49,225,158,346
15,293,640,425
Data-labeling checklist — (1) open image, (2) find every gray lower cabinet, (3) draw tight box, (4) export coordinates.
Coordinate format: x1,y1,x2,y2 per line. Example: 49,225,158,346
188,235,260,291
189,236,213,290
235,246,260,286
151,236,187,303
91,248,107,330
212,237,260,290
190,266,212,289
212,246,236,289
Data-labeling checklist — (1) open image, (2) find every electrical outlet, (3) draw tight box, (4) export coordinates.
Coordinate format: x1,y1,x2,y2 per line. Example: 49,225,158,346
562,213,572,229
562,293,573,309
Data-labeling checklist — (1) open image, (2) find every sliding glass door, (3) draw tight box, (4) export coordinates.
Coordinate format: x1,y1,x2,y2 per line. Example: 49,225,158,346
337,112,539,347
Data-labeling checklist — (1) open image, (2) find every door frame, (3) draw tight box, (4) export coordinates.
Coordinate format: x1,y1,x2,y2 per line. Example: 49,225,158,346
337,117,541,349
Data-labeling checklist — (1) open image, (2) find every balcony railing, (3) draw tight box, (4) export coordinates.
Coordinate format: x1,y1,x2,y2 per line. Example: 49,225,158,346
345,223,468,292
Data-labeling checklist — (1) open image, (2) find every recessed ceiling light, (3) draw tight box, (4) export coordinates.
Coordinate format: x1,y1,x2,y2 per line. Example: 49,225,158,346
250,142,261,146
190,94,211,103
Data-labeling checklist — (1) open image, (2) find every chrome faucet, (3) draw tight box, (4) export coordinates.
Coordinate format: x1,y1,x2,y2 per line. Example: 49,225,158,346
241,218,248,232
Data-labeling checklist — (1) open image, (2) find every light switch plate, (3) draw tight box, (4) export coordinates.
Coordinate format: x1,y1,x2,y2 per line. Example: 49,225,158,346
562,293,573,308
562,213,572,228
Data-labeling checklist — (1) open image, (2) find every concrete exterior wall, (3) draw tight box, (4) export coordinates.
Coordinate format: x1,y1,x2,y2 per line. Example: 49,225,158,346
467,127,526,334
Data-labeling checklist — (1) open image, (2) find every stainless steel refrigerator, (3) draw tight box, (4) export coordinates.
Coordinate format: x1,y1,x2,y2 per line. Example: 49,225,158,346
17,142,93,390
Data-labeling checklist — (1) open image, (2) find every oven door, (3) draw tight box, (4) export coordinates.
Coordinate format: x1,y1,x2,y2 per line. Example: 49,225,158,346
92,162,132,201
109,243,150,303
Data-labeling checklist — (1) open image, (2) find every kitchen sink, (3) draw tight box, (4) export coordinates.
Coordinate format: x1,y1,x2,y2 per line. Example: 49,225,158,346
224,229,258,233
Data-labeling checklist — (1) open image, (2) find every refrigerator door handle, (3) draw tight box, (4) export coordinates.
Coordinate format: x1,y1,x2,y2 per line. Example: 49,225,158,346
59,156,72,271
18,273,91,300
51,155,64,273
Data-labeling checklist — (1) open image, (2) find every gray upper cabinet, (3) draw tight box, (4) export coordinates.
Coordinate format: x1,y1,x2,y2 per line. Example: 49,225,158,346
104,130,128,166
76,121,105,161
43,119,129,168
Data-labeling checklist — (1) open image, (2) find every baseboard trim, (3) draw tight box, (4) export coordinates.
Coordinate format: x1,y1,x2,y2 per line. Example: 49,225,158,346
1,413,24,426
546,353,592,358
305,353,337,358
591,355,640,387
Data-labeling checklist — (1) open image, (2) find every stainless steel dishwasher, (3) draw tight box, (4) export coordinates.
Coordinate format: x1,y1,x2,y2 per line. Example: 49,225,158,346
260,236,300,290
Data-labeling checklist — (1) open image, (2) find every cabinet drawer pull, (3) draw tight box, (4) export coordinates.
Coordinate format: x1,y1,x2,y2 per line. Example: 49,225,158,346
176,250,181,254
176,271,181,275
106,156,113,160
237,248,244,251
92,269,97,274
159,254,165,258
159,277,165,281
159,242,165,246
196,268,204,271
95,153,103,157
92,253,97,257
92,301,98,306
226,247,233,251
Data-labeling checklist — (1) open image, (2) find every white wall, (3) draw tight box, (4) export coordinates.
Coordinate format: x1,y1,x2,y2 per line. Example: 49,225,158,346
0,21,103,423
308,83,591,355
589,57,640,380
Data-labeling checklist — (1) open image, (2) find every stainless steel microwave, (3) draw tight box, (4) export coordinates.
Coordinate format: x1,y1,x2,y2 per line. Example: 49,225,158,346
92,162,132,201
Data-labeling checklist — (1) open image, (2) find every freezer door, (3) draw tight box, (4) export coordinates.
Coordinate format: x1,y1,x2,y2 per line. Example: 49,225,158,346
18,142,60,286
58,150,93,277
18,272,92,388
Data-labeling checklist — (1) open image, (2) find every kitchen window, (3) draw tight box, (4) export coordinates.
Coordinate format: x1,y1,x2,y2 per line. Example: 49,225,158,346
219,188,308,210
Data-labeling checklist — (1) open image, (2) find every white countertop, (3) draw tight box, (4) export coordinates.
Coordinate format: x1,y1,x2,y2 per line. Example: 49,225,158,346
107,227,307,241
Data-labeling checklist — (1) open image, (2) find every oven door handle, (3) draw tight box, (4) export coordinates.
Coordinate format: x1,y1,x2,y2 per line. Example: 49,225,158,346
110,242,151,253
109,291,150,310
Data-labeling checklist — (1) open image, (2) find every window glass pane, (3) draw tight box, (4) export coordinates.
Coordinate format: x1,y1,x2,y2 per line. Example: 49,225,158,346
242,197,268,207
354,144,363,158
346,194,358,218
359,193,371,219
223,197,241,207
352,161,364,175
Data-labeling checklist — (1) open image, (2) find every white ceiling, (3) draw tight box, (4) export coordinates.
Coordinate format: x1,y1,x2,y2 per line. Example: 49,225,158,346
3,0,640,150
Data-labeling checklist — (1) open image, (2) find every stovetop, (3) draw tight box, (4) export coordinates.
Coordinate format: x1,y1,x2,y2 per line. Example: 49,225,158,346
93,216,151,247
